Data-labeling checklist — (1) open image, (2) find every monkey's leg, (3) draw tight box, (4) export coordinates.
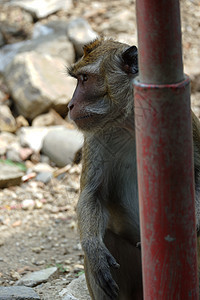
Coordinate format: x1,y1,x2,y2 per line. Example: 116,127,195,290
104,230,143,300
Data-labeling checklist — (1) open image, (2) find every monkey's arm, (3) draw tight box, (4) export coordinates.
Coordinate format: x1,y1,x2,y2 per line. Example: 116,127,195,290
77,189,119,299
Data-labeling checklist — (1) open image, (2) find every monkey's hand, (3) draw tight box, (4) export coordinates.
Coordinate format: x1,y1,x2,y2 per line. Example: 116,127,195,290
82,238,120,299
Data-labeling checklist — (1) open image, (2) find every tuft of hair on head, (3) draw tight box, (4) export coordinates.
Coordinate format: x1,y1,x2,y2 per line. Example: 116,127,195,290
83,38,104,57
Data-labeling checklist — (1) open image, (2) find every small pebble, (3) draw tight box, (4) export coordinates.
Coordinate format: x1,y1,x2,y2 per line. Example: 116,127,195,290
21,199,35,210
32,247,42,254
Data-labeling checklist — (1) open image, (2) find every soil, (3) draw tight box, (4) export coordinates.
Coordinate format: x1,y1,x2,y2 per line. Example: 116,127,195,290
0,0,200,299
0,166,83,299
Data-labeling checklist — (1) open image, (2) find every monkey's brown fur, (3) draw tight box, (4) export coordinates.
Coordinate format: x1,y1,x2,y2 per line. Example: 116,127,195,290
68,38,200,300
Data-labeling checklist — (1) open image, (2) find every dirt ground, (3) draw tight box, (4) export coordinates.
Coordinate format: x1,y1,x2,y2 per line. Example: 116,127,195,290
0,166,83,299
0,0,200,299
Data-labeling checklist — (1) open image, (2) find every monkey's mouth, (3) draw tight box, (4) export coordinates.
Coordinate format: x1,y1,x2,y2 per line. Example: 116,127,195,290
75,114,94,121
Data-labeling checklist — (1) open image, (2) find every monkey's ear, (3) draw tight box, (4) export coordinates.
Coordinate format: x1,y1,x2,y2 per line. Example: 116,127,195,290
122,46,138,75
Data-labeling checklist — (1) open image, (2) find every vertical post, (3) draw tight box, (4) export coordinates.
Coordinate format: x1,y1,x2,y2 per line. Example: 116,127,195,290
134,0,199,299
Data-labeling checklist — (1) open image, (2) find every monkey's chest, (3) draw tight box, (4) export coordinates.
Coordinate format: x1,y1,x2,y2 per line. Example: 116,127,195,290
106,154,140,244
107,194,140,246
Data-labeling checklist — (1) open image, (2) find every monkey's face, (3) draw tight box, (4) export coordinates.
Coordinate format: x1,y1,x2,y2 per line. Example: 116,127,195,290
68,71,109,130
67,39,138,132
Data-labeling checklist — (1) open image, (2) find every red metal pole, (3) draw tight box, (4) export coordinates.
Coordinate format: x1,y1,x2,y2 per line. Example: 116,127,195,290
134,0,199,299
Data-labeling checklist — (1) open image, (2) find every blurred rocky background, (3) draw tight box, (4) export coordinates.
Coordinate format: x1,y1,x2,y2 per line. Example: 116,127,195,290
0,0,199,299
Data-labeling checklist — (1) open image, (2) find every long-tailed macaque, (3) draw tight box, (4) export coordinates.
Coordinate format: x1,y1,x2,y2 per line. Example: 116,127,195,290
67,38,200,300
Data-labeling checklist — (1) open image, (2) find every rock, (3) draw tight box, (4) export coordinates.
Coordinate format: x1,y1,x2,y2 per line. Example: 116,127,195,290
10,270,21,280
108,10,134,33
60,274,90,300
32,111,56,127
62,294,78,300
32,259,46,266
31,247,42,254
26,33,74,64
35,172,53,184
0,132,19,158
0,30,74,73
0,31,5,47
117,33,137,47
185,59,200,92
4,52,76,119
42,128,84,167
18,126,65,152
32,20,70,39
16,267,58,287
0,6,33,45
0,132,18,144
0,5,34,39
19,126,51,152
16,115,29,128
32,163,54,173
32,23,54,39
0,132,18,156
67,18,98,57
0,162,24,188
10,0,72,19
0,286,40,300
6,149,21,162
40,154,50,164
34,200,43,209
45,20,70,35
6,142,22,162
19,147,33,161
21,199,35,210
191,74,200,93
0,105,17,133
0,42,25,74
0,239,4,247
0,142,7,156
0,90,7,105
191,93,200,119
66,180,80,193
32,109,68,127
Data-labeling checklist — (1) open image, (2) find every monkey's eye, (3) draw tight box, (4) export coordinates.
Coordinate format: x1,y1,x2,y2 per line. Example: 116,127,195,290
80,74,88,83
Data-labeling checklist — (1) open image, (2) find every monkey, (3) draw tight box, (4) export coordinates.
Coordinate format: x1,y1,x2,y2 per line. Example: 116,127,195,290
67,38,200,300
192,111,200,232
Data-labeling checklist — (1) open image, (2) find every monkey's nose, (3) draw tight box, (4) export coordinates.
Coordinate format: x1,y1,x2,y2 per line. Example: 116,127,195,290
68,103,74,111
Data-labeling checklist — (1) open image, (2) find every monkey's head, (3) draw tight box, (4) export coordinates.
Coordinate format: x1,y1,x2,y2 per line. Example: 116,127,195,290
67,38,138,132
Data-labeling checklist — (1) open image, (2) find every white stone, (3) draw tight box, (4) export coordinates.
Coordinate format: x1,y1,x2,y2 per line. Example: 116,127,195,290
18,126,68,152
42,128,84,167
21,199,35,210
60,274,90,300
0,30,74,73
67,18,98,57
32,23,54,39
10,0,72,19
16,267,58,287
5,52,76,119
0,286,40,300
0,105,17,133
0,162,24,188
